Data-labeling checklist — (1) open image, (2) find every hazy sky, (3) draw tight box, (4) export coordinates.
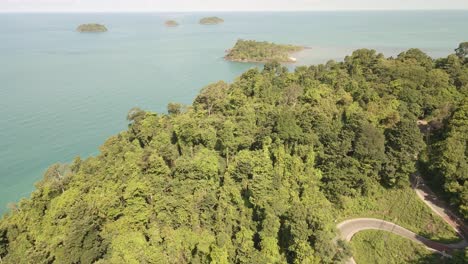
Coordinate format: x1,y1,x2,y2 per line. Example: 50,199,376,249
2,0,468,12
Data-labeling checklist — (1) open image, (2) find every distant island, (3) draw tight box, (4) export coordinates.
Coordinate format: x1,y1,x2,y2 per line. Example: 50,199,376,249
225,39,304,63
199,17,224,25
76,23,108,33
165,20,179,27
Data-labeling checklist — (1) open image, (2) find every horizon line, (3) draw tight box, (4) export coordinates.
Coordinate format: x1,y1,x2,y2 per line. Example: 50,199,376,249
1,8,468,13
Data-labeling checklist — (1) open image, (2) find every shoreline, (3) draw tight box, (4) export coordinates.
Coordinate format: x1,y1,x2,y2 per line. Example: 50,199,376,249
224,57,297,63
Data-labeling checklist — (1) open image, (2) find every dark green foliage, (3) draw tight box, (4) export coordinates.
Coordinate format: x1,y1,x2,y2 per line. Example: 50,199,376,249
428,100,468,219
274,108,303,143
398,48,434,69
167,102,184,115
194,81,229,115
127,107,145,122
383,119,425,187
0,227,7,259
455,42,468,59
451,249,468,263
1,47,466,263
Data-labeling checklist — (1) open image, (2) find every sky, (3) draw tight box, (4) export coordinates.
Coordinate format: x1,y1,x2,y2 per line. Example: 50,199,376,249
2,0,468,12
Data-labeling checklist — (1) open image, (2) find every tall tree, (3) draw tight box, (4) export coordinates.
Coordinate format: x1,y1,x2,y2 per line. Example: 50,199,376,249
455,42,468,59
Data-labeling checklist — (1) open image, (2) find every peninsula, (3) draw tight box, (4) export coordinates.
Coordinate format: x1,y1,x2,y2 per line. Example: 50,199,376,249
165,20,179,27
76,23,108,33
225,39,304,63
1,45,467,264
199,16,224,25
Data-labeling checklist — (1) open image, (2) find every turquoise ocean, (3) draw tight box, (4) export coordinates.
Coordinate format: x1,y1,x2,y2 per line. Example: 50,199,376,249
1,11,467,214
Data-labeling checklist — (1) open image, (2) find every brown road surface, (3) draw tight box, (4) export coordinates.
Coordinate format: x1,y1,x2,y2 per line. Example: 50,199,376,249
412,174,468,240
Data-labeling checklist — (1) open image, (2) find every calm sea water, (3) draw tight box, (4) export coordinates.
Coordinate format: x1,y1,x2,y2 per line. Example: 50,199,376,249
1,11,467,214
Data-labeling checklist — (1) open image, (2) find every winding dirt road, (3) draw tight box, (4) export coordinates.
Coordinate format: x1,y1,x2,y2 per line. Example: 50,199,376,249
337,175,467,264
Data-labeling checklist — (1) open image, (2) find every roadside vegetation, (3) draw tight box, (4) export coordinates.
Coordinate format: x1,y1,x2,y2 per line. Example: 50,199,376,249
352,230,467,264
351,230,446,264
339,185,459,242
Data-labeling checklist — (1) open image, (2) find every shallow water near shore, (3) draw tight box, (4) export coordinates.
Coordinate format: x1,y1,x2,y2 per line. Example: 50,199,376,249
1,11,467,214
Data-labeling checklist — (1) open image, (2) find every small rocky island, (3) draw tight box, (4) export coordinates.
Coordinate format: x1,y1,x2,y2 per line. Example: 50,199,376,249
199,17,224,25
225,39,304,63
76,23,108,33
165,20,179,27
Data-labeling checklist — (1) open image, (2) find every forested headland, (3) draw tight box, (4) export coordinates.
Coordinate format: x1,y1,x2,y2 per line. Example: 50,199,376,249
0,45,467,263
225,39,304,63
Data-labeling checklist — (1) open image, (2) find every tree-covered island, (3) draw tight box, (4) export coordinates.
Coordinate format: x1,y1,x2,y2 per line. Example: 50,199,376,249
76,23,108,33
165,20,179,27
225,39,305,63
199,16,224,25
